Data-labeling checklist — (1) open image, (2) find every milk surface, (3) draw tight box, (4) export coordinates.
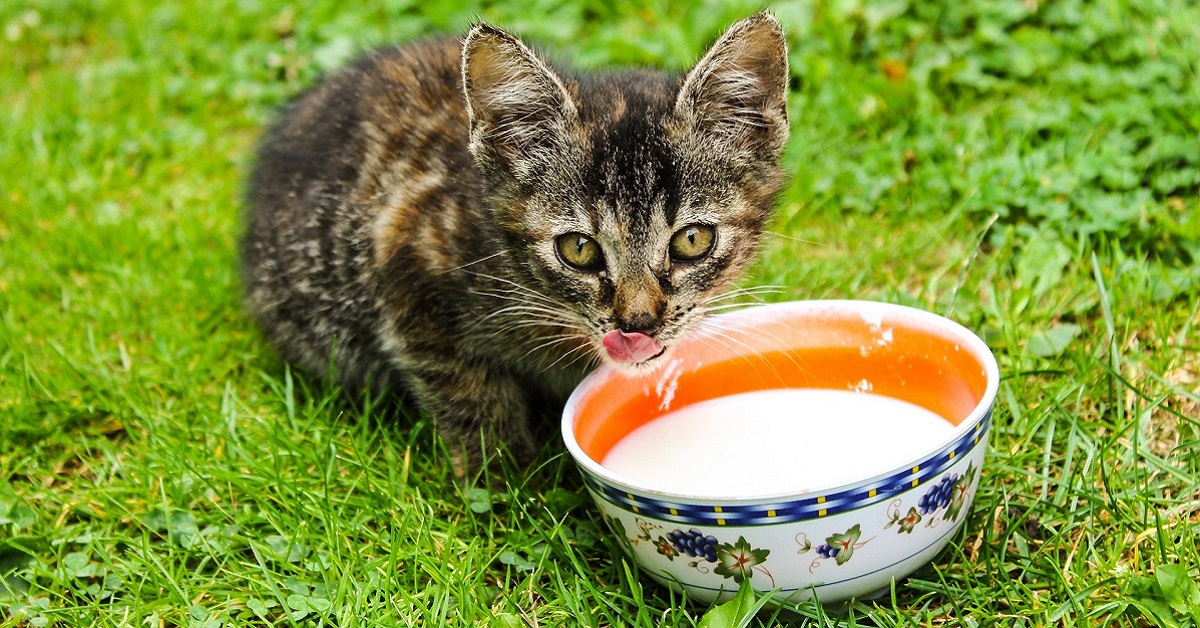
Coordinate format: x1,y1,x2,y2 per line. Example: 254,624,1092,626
601,389,954,496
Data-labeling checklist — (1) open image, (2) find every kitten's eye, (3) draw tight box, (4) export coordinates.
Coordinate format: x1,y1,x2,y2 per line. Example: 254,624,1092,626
555,233,604,271
669,225,716,262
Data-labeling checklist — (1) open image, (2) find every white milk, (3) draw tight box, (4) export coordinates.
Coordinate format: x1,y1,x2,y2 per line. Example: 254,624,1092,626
601,389,954,496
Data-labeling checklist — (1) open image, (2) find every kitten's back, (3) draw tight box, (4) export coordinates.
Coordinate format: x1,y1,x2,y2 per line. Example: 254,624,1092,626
241,38,479,393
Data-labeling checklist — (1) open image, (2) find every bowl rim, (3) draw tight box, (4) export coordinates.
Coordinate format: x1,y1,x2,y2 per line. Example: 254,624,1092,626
561,299,1001,503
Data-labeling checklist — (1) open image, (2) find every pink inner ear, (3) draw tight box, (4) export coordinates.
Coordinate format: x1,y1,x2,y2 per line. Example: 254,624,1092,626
602,330,664,363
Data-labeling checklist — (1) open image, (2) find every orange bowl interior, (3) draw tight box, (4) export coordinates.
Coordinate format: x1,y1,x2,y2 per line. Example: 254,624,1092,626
572,306,991,464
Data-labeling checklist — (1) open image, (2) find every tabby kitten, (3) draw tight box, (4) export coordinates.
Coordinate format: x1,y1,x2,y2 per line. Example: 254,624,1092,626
241,13,790,473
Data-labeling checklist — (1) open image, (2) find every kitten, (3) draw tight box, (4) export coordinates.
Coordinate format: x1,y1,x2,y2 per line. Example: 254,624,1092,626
241,13,790,474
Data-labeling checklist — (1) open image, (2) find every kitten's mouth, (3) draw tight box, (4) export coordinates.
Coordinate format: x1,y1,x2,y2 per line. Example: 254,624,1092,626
601,329,666,365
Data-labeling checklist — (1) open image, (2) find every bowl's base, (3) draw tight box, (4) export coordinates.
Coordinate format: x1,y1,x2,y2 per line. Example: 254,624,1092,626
859,586,890,601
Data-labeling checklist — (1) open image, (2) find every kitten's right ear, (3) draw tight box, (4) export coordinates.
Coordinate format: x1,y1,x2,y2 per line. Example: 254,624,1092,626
462,24,579,181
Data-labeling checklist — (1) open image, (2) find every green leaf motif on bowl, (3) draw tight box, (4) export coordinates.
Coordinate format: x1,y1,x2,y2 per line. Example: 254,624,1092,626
713,536,771,584
798,524,874,573
889,507,923,534
819,524,863,566
653,536,679,560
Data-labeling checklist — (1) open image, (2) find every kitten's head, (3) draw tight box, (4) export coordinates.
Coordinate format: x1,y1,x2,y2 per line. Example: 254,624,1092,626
462,13,789,369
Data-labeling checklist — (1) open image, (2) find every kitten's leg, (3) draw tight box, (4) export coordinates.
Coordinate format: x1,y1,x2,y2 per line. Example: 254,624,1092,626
405,358,537,479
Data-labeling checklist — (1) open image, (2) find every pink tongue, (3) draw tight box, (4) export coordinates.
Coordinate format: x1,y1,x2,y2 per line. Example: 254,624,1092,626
602,330,665,364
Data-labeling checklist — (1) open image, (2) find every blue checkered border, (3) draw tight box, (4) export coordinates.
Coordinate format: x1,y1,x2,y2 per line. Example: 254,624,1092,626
583,408,991,527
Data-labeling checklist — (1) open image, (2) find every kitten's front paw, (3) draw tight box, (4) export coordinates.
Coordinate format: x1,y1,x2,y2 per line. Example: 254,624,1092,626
446,434,535,489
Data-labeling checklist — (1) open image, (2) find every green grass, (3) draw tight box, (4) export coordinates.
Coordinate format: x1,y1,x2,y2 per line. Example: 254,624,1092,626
2,0,1199,625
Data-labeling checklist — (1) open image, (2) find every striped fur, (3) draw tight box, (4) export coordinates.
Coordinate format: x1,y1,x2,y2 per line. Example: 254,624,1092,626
241,13,790,475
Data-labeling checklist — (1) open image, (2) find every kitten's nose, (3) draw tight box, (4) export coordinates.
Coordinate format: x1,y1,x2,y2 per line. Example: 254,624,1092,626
612,268,666,336
616,312,662,336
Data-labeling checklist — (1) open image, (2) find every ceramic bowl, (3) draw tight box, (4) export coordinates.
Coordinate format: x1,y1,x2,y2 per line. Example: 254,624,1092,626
561,300,999,604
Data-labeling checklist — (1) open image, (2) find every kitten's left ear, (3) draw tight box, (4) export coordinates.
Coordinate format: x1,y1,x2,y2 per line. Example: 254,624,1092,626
462,24,580,181
673,12,790,159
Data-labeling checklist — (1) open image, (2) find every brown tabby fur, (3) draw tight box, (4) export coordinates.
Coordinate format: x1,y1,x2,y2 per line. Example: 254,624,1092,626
240,13,790,475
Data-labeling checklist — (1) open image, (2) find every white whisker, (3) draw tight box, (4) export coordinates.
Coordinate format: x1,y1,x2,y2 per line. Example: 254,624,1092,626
766,230,824,246
700,314,811,379
693,325,786,389
475,303,577,325
470,287,562,310
433,251,507,276
540,340,599,374
476,314,587,340
466,271,560,305
518,332,587,363
703,285,784,306
702,302,761,314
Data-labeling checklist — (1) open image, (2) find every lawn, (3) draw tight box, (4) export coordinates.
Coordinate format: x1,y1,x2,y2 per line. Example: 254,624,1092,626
2,0,1199,625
